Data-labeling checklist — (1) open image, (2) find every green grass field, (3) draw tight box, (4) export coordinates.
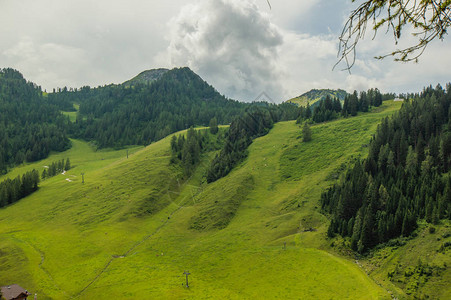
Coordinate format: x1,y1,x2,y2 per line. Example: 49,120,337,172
0,101,421,299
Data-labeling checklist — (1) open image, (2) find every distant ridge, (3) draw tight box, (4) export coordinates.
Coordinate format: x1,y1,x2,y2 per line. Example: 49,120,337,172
122,68,169,86
285,89,348,107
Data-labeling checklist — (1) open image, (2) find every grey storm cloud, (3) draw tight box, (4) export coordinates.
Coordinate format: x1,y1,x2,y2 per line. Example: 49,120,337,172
166,0,286,101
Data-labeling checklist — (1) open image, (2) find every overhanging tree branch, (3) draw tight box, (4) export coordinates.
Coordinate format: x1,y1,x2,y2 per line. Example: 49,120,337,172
335,0,451,70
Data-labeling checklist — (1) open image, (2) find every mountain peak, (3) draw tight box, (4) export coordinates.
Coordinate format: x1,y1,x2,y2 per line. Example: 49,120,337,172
122,68,169,86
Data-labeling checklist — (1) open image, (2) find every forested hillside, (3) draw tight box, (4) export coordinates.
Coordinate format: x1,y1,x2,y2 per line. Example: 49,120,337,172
322,84,451,253
0,68,70,174
52,67,249,148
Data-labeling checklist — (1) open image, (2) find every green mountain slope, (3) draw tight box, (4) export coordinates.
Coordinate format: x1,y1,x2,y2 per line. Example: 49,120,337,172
66,67,248,147
2,100,448,299
122,68,169,86
286,88,348,107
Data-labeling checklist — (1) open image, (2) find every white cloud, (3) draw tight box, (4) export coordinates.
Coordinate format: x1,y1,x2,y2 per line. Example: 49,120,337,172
3,37,89,89
266,0,320,28
345,75,381,92
275,31,340,97
0,0,187,89
165,0,285,101
373,39,451,94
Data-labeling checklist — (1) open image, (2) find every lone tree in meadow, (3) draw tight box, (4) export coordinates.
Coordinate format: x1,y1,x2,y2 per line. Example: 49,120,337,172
302,122,312,142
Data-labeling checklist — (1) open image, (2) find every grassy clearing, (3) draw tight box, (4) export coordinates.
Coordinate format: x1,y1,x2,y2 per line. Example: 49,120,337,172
61,104,80,123
61,103,79,122
0,102,404,299
61,111,77,122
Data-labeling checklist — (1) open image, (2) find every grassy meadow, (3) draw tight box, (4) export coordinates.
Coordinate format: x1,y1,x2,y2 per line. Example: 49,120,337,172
0,101,417,299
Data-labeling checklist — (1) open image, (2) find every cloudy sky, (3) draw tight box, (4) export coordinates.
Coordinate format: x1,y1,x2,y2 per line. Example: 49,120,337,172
1,0,450,102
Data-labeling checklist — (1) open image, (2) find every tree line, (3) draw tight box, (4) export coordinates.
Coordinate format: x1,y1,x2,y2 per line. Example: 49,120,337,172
321,84,451,253
0,169,40,208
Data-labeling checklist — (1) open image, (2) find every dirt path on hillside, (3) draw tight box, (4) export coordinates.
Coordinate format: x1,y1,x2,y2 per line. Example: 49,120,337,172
14,236,69,297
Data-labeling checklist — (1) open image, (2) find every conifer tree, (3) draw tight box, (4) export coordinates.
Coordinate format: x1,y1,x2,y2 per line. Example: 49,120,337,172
302,122,312,142
64,158,71,171
209,117,219,134
305,103,312,119
58,159,64,172
351,210,363,250
349,91,359,116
